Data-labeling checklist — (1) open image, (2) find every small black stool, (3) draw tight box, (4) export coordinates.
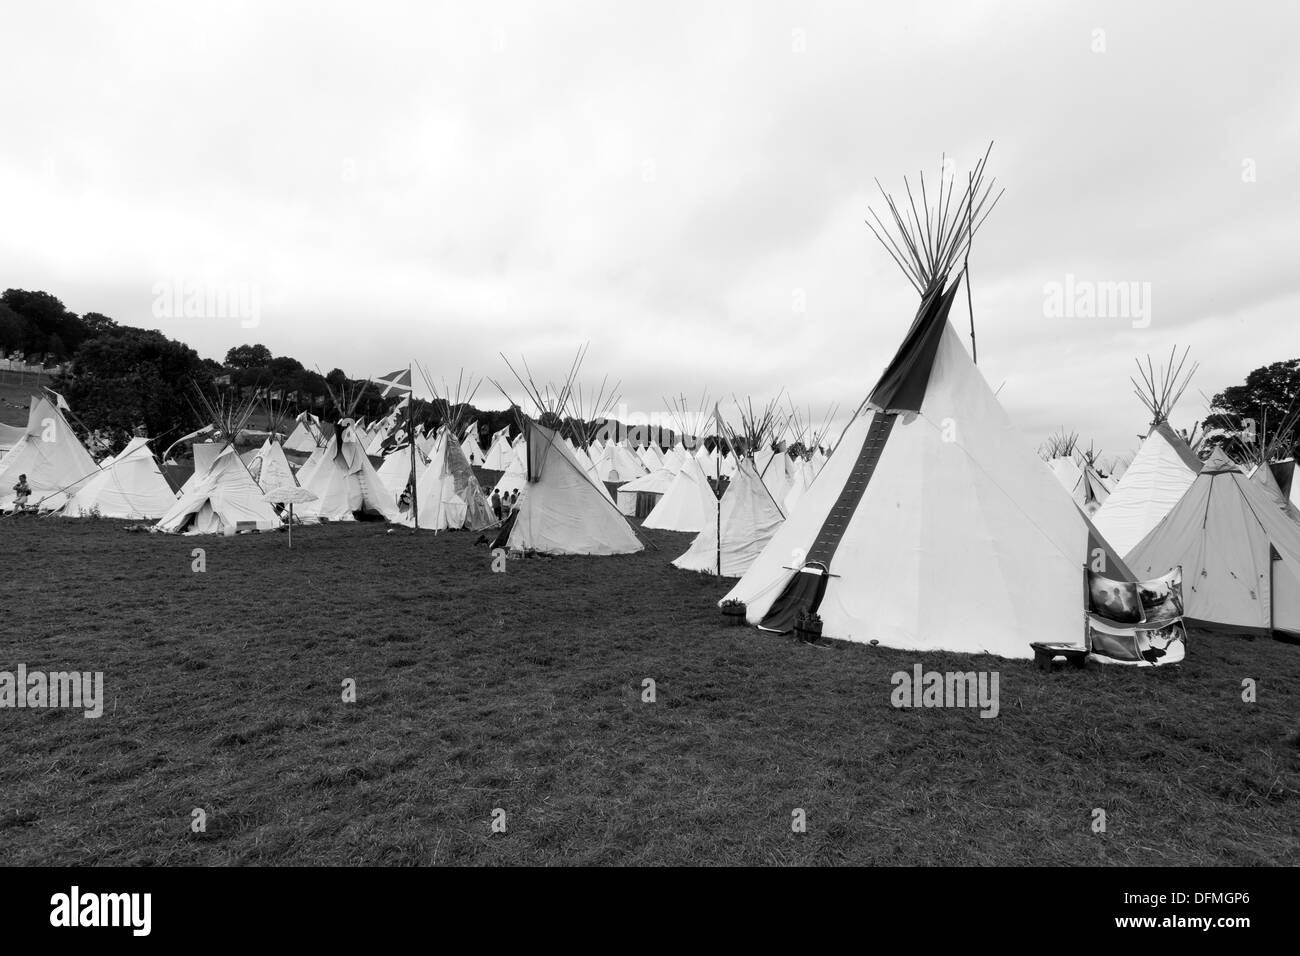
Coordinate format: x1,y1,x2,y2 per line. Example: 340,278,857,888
1030,642,1089,672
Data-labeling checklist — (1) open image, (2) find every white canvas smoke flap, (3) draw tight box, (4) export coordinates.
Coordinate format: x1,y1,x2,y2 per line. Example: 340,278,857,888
1126,447,1300,637
724,278,1131,659
0,395,100,511
62,437,178,519
503,420,642,555
155,443,282,533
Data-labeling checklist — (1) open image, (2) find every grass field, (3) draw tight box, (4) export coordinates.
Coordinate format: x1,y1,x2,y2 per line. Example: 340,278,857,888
2,516,1298,866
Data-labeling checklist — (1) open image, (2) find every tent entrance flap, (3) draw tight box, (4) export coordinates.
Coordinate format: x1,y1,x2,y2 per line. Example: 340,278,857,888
759,562,830,633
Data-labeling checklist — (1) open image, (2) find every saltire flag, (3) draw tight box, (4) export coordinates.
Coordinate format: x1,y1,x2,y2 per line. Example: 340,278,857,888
373,368,413,398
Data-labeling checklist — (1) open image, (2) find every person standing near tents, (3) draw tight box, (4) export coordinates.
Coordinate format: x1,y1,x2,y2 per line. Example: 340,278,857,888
491,489,502,520
12,473,31,512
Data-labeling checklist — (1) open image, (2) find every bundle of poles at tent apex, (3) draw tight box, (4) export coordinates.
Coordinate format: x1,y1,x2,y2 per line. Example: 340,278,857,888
864,141,1003,364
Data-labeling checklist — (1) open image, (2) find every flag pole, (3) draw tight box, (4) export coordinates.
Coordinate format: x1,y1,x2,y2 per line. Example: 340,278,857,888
408,363,419,530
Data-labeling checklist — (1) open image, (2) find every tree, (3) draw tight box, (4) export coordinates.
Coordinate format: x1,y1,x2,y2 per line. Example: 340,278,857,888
1211,358,1300,458
1,289,88,355
0,303,23,353
54,326,212,452
224,343,273,368
82,312,119,336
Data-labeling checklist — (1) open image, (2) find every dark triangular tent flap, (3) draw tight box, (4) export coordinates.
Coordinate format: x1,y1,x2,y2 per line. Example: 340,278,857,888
867,278,964,414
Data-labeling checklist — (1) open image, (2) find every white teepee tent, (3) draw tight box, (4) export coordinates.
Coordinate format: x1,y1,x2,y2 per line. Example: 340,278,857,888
460,422,487,466
490,349,642,554
483,426,514,470
62,437,178,519
498,420,642,555
297,419,401,522
642,449,716,531
376,443,427,503
156,443,282,533
0,394,100,511
723,152,1131,658
1093,349,1203,557
404,427,495,530
673,398,785,577
247,436,298,494
284,412,327,453
1126,447,1300,638
616,466,676,517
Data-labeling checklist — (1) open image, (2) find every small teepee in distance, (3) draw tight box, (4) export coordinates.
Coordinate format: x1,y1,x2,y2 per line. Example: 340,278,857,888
155,386,282,533
643,392,719,532
489,347,642,555
1093,347,1203,557
725,147,1131,658
403,367,495,531
673,396,786,577
297,377,400,523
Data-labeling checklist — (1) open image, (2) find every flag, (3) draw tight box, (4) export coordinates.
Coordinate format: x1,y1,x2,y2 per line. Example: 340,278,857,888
372,368,413,398
271,389,283,401
45,387,70,412
214,374,232,386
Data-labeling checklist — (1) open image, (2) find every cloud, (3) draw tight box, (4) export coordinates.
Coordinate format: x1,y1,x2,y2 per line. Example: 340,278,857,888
1,0,1297,454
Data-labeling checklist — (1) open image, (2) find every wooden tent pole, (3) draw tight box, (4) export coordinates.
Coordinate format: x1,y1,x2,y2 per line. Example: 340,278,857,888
965,171,977,365
409,363,419,530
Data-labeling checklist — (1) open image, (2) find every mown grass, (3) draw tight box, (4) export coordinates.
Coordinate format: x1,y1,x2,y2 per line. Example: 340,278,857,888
1,516,1297,865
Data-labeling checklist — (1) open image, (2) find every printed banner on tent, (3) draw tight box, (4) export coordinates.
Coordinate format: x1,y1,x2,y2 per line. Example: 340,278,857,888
1086,567,1185,666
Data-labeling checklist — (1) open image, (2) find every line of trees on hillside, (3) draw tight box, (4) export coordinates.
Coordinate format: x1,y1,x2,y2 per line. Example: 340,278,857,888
7,286,1297,461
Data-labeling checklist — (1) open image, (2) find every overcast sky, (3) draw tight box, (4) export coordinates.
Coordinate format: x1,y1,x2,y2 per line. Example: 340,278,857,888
2,0,1297,462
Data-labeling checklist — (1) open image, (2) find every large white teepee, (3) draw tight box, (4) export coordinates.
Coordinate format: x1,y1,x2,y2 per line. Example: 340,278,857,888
0,395,99,511
1092,350,1202,557
297,420,401,522
155,443,282,533
724,153,1131,658
1127,448,1300,637
499,420,642,555
62,437,178,519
